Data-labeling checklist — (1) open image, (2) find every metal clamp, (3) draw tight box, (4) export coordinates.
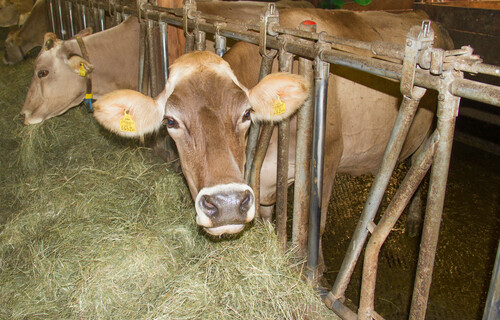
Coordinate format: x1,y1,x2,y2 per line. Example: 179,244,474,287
259,3,279,59
401,20,434,99
183,0,196,38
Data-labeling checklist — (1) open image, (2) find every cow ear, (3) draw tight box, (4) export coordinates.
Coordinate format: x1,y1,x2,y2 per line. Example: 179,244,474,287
72,27,93,39
93,89,164,138
43,32,59,51
248,73,310,122
66,55,94,76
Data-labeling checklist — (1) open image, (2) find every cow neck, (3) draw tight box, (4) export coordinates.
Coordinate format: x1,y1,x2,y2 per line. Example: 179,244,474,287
76,36,93,112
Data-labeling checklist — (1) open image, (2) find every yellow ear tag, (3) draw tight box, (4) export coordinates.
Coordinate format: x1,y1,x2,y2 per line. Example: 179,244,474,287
78,63,86,77
272,96,286,116
120,110,137,132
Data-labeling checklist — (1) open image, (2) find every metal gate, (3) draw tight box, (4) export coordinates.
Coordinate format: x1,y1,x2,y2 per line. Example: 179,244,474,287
44,0,500,319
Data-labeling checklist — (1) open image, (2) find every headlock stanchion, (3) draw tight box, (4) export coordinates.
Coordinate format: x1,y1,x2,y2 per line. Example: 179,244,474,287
52,1,500,319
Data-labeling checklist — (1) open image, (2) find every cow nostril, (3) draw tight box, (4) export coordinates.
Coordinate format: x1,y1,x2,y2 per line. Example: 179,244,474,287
200,195,218,217
20,113,26,124
239,191,253,215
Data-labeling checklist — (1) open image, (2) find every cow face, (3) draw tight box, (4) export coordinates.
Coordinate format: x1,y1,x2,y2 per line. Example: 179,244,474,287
20,32,94,125
94,51,309,236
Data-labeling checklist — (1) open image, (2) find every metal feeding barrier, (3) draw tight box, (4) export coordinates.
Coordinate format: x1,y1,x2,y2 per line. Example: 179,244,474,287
45,0,500,319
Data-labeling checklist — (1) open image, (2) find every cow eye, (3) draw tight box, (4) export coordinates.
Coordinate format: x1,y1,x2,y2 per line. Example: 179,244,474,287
164,116,179,129
242,108,252,122
37,70,49,78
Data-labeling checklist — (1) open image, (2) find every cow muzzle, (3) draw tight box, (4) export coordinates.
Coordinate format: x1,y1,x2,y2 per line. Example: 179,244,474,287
195,183,255,236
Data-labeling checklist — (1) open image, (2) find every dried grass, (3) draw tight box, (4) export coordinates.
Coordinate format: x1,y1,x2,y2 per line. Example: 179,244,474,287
0,30,335,319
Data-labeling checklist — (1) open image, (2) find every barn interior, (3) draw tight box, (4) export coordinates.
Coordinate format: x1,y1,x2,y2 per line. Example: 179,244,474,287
0,0,499,319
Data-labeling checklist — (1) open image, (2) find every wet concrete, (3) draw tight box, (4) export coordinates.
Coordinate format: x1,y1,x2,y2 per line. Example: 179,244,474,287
322,141,500,319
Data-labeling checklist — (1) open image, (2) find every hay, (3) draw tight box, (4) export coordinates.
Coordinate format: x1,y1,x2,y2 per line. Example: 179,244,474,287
0,31,335,319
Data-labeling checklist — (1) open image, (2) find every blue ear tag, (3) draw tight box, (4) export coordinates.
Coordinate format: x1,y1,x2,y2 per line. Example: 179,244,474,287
84,93,94,112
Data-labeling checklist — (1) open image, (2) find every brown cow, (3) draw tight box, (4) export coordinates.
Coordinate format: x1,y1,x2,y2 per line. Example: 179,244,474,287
0,0,33,27
3,0,48,65
20,16,139,125
93,9,452,243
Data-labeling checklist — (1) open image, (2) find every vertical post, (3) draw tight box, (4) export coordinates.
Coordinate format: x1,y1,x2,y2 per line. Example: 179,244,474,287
183,0,195,53
292,20,316,259
67,1,75,38
307,56,329,281
98,8,105,31
275,48,294,251
56,0,65,39
138,18,147,94
159,21,169,82
147,19,159,97
244,53,275,183
409,69,461,320
81,4,88,29
46,0,56,34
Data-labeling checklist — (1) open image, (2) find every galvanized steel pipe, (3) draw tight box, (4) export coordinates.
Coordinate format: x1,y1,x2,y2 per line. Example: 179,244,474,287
307,57,329,281
159,22,169,81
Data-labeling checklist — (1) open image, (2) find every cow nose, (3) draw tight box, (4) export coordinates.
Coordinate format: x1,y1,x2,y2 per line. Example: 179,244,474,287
199,190,253,219
195,183,255,232
20,112,26,124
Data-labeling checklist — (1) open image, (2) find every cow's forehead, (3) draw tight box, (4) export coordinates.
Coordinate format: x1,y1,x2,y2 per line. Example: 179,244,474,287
157,51,248,109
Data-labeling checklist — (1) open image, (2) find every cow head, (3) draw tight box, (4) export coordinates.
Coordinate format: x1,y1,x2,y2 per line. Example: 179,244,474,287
20,31,94,125
94,50,309,236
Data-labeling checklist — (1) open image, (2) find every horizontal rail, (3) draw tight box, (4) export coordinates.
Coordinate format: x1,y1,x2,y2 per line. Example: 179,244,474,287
67,0,500,109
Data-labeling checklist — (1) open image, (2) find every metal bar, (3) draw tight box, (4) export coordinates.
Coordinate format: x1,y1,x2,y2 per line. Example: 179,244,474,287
215,34,227,57
99,8,105,31
249,124,274,218
47,0,57,34
483,240,500,320
81,4,88,29
159,22,169,81
358,131,439,320
450,79,500,107
60,1,500,105
307,57,329,281
56,0,65,39
147,19,158,97
328,92,425,302
138,19,146,94
409,70,461,320
185,33,195,53
244,53,275,183
67,1,75,37
275,49,294,251
293,57,314,259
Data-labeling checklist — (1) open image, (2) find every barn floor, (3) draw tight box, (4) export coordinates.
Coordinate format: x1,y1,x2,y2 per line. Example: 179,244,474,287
1,27,499,320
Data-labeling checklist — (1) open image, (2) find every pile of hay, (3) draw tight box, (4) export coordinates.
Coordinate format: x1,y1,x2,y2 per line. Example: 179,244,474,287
0,37,335,319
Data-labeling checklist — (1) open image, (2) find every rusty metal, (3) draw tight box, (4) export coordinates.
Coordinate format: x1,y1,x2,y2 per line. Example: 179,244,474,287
249,124,274,218
147,18,159,97
244,54,276,184
195,27,206,51
292,21,316,260
275,48,294,252
328,22,429,305
214,24,227,57
358,131,440,320
409,69,462,320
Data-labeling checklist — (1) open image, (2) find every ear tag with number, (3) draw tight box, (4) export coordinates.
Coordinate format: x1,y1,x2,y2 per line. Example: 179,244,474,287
120,110,137,132
78,63,86,77
272,96,286,116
